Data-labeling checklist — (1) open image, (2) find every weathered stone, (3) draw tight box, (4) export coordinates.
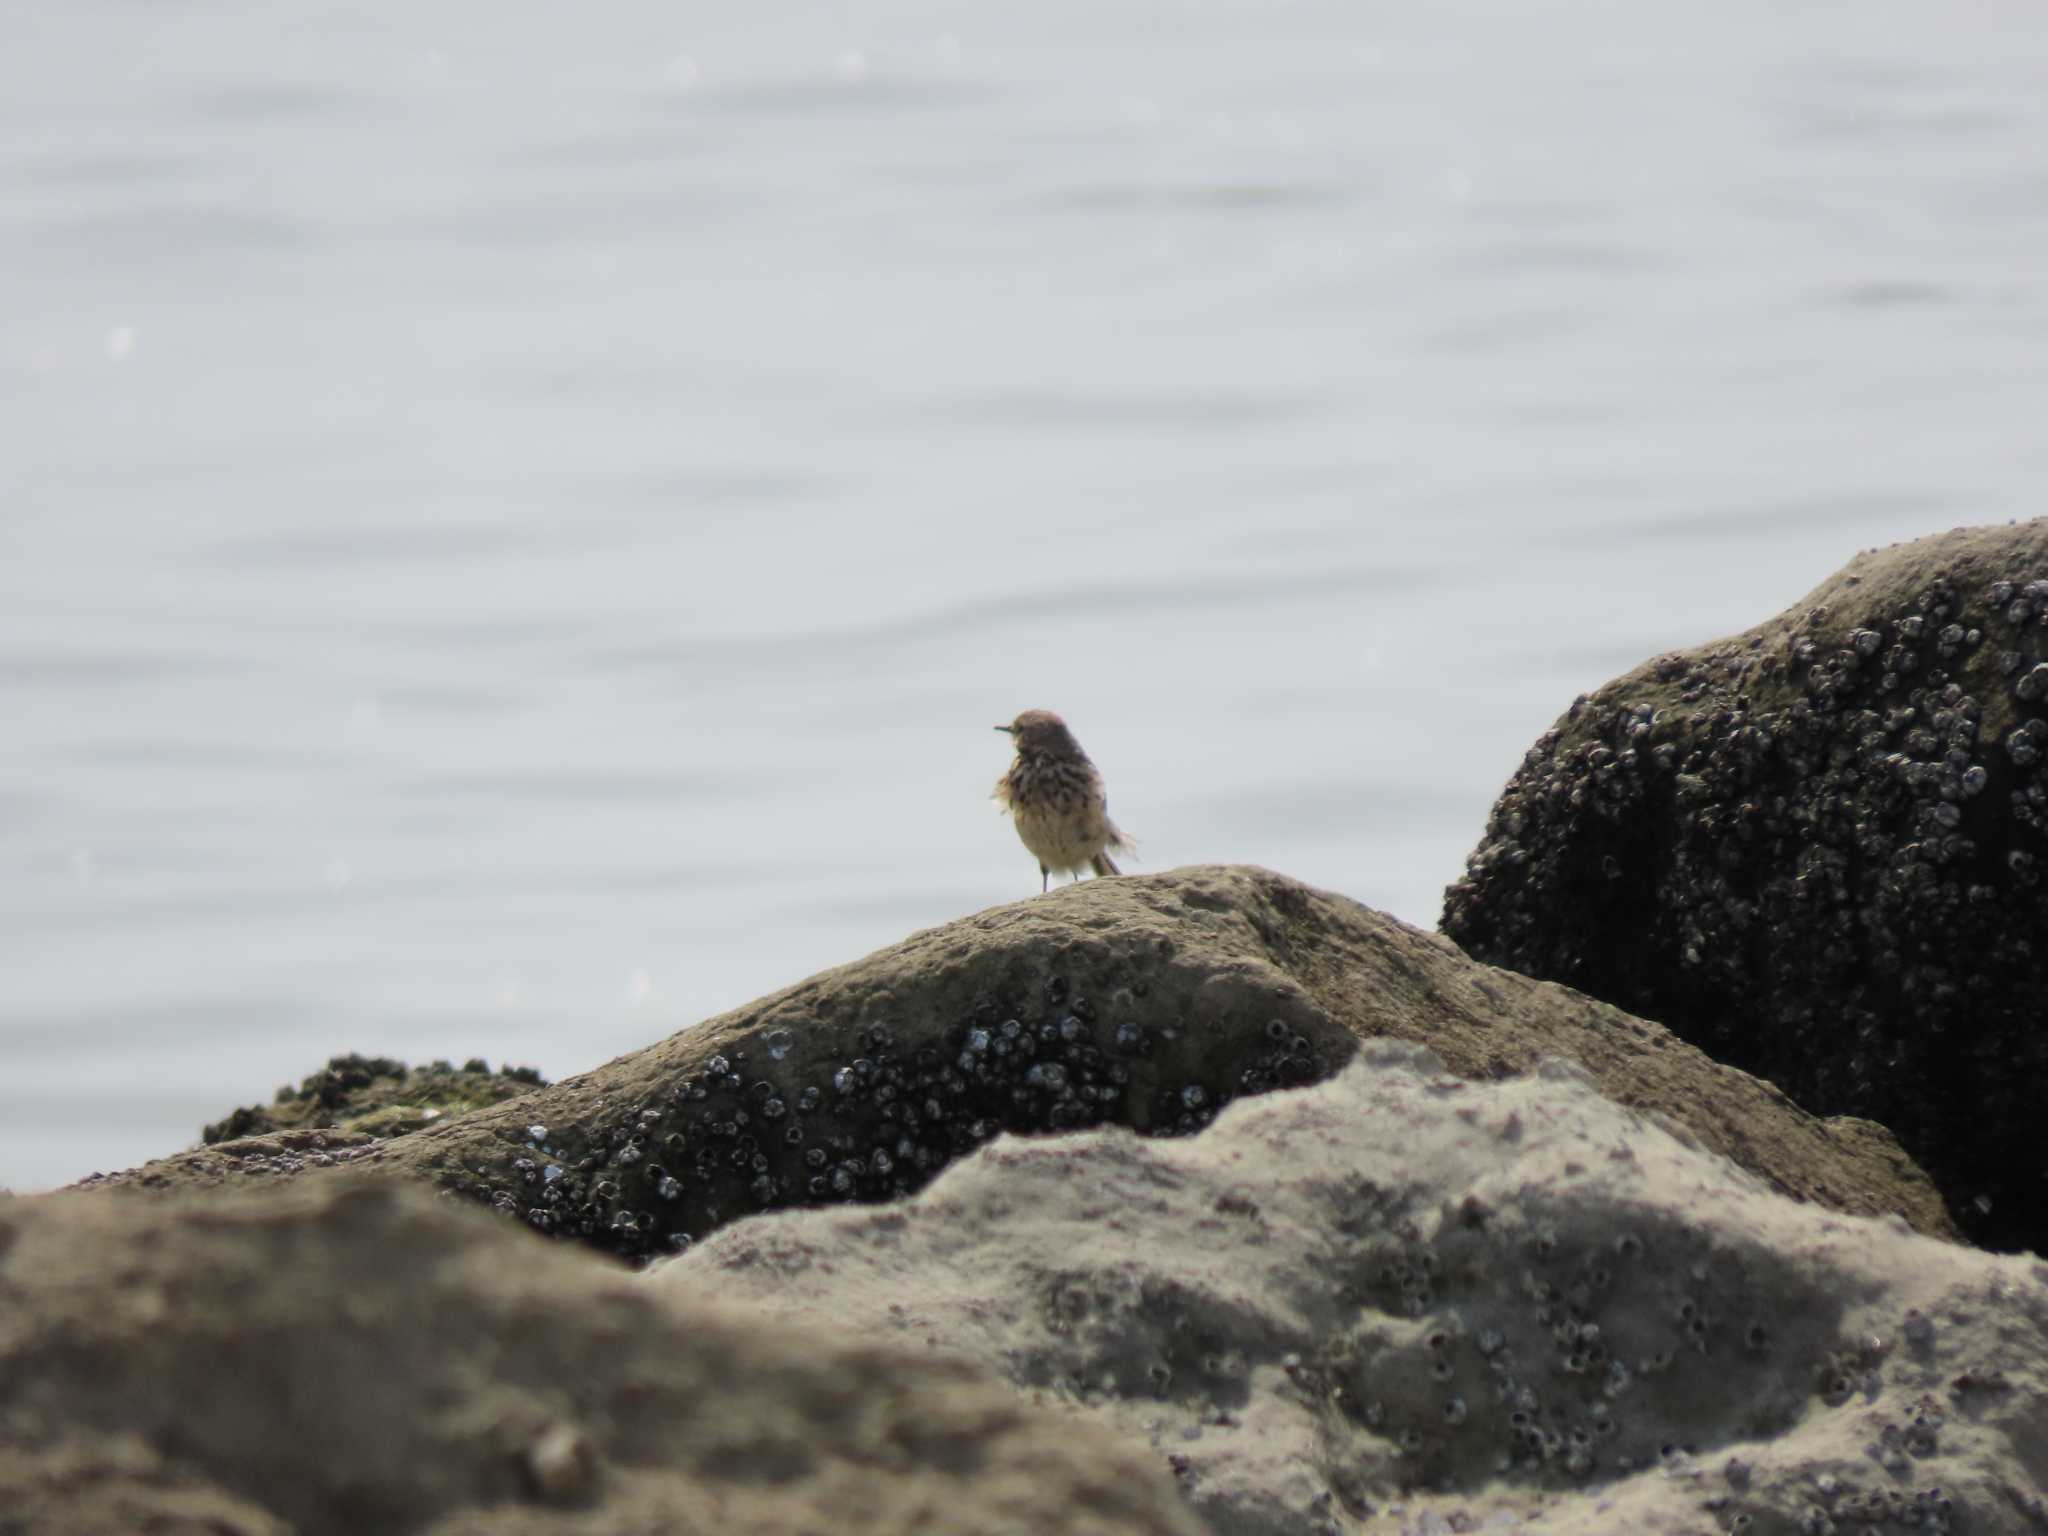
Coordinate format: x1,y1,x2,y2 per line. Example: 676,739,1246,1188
0,1180,1204,1536
656,1045,2048,1536
79,867,1954,1258
1442,522,2048,1251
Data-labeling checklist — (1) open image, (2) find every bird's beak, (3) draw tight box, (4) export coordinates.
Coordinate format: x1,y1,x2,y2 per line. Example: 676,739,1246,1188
993,725,1012,734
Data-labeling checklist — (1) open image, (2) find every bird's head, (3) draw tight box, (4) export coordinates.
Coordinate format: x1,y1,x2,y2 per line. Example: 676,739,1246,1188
995,708,1079,756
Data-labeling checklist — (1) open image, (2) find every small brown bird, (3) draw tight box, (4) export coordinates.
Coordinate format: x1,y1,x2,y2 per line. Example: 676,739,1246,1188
992,709,1135,893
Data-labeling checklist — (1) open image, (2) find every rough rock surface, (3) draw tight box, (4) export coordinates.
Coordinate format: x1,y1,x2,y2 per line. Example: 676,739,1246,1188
1441,522,2048,1251
0,1180,1205,1536
80,868,1953,1261
654,1045,2048,1536
201,1053,547,1145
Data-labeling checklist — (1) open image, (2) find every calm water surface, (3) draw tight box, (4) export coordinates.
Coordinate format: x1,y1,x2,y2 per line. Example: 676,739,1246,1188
5,0,2047,1189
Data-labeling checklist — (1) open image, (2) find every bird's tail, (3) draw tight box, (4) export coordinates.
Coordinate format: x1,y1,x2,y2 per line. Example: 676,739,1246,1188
1091,852,1121,877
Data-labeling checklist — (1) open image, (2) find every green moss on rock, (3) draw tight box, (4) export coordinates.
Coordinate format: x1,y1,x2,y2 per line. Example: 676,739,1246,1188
202,1054,547,1146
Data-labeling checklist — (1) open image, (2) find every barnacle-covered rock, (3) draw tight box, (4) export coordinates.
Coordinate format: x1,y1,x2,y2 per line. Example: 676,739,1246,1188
201,1053,547,1144
0,1180,1202,1536
78,867,1952,1260
1442,520,2048,1251
654,1045,2048,1536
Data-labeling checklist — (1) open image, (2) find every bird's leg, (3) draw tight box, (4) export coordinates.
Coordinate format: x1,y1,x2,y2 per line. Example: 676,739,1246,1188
1040,864,1049,894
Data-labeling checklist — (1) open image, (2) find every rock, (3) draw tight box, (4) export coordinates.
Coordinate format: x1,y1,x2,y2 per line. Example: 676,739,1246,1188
81,868,1954,1259
1441,522,2048,1251
202,1053,548,1145
652,1045,2048,1536
0,1180,1204,1536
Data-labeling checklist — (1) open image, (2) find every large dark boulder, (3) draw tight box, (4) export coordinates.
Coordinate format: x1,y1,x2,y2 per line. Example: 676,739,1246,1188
77,867,1953,1259
1443,521,2048,1251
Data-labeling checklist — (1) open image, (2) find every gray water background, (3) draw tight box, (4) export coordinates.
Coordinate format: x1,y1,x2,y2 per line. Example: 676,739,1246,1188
5,0,2047,1191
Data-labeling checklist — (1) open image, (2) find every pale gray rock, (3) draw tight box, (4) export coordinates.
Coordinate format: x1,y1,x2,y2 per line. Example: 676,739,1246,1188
654,1045,2048,1536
